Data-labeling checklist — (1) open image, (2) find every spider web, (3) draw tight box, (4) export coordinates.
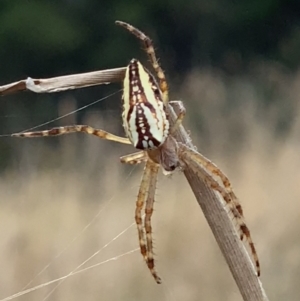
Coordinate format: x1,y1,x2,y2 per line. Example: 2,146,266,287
0,90,214,301
0,91,149,301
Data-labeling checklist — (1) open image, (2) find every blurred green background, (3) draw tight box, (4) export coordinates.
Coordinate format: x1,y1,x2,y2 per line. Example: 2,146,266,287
1,0,300,162
1,1,300,301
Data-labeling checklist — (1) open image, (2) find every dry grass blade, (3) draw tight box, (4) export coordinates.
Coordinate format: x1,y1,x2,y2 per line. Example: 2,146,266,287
169,102,269,301
0,67,125,95
0,68,269,301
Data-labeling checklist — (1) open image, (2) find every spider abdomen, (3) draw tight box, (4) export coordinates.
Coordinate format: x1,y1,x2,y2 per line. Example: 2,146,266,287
122,59,169,150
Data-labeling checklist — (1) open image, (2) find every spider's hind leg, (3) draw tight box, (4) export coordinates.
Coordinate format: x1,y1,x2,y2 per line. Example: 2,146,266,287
12,125,131,145
115,20,169,105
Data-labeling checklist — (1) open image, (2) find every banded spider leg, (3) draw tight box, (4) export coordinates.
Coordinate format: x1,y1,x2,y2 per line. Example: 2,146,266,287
177,143,260,276
167,99,260,275
12,124,163,282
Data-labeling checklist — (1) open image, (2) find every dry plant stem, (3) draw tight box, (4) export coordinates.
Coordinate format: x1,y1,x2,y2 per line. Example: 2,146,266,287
169,102,268,301
0,67,126,95
0,68,269,300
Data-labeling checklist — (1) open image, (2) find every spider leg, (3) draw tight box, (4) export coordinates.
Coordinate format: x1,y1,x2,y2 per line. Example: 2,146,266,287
120,151,147,165
178,143,243,216
115,20,169,105
144,160,160,283
178,144,260,277
135,159,161,283
135,161,150,264
169,100,186,134
12,125,131,145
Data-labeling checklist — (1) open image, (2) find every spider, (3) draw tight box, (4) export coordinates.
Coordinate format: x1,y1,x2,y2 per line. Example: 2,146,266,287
12,20,260,284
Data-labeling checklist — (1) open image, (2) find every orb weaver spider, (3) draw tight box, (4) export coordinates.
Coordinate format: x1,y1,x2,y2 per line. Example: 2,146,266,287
13,21,260,284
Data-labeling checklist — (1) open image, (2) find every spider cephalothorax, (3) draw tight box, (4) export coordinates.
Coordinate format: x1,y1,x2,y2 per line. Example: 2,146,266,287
13,20,260,284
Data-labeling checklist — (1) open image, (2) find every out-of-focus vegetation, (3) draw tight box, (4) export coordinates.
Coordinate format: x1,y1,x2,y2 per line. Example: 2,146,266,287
0,1,300,169
1,103,300,301
1,0,300,76
1,1,300,301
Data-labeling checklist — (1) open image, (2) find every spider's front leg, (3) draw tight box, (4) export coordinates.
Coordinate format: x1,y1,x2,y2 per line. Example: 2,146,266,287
135,158,161,284
121,151,161,283
120,151,147,165
177,144,260,277
177,143,244,216
12,125,131,145
169,100,186,134
144,159,160,283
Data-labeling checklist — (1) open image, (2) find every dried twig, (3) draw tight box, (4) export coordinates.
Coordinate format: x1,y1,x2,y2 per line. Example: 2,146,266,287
0,69,269,301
